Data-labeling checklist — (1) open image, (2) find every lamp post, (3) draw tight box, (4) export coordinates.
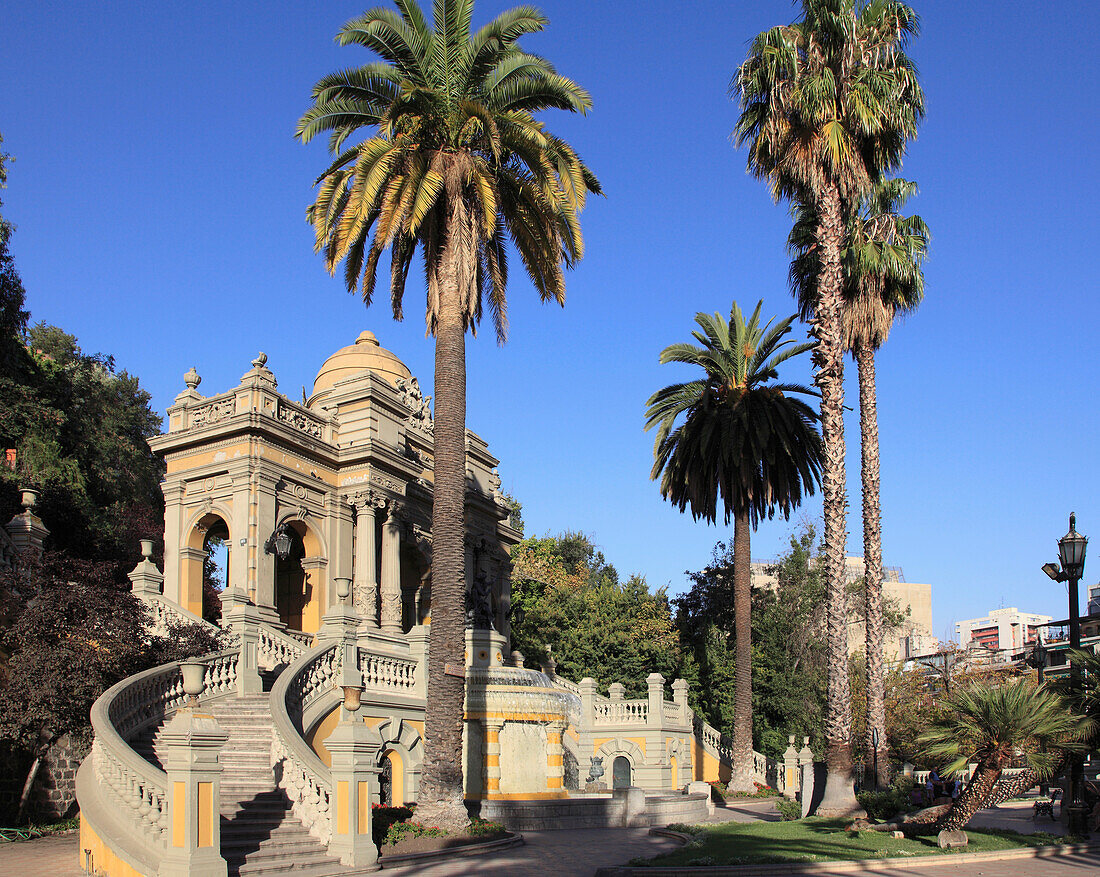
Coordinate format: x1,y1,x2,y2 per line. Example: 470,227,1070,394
1042,512,1089,837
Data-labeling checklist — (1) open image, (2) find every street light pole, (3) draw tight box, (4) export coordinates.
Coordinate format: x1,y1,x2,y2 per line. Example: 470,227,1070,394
1043,513,1089,837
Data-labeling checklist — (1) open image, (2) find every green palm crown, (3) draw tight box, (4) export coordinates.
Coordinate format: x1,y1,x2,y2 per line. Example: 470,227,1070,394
645,300,824,528
296,0,601,342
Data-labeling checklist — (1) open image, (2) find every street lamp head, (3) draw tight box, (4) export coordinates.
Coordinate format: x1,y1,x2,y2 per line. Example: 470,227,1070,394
1058,512,1088,578
1042,562,1065,582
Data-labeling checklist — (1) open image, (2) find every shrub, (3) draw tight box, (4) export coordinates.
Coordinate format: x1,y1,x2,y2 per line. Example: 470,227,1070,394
857,776,918,821
775,797,802,821
468,817,507,837
371,804,414,846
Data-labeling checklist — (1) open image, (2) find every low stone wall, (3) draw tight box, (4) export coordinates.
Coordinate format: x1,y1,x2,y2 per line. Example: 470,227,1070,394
475,790,709,831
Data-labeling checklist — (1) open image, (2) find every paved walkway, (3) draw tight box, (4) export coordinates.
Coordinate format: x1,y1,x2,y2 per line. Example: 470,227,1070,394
0,801,1085,877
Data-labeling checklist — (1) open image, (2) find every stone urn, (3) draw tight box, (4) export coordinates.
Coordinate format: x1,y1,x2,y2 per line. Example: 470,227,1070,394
180,660,207,706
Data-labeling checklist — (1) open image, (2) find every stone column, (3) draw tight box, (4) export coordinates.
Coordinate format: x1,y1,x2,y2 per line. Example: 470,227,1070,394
159,710,229,877
483,717,505,797
325,720,383,869
546,720,566,794
608,682,625,701
351,494,380,627
406,624,430,698
380,501,403,633
579,678,597,729
161,480,184,606
647,673,665,729
253,473,280,625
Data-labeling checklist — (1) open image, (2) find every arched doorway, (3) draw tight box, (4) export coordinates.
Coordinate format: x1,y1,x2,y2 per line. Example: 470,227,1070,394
182,512,231,619
612,756,632,790
274,524,308,631
379,750,404,806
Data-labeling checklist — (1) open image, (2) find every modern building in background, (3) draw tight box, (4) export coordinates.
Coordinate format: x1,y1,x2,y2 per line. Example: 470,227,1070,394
955,607,1051,653
750,556,936,662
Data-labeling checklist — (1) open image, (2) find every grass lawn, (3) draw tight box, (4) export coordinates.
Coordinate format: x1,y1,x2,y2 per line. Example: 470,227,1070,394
636,818,1063,867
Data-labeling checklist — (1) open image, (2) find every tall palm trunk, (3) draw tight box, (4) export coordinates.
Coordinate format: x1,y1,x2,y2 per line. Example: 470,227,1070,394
730,510,755,791
814,180,860,817
856,341,889,789
418,181,474,830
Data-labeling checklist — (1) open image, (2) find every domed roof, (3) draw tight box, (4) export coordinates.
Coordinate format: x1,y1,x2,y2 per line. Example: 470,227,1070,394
312,331,412,396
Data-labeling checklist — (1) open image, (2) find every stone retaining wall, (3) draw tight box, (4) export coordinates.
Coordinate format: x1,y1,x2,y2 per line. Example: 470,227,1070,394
475,791,709,831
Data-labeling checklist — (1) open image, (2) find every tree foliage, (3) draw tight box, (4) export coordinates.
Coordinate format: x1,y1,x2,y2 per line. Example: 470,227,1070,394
676,528,829,758
509,532,680,697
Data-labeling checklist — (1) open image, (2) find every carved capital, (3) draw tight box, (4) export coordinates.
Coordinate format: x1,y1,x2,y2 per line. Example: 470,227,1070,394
348,488,387,512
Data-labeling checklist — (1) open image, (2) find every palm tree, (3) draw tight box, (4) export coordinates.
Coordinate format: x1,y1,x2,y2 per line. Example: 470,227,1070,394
645,300,823,790
919,679,1092,832
297,0,600,827
789,178,929,788
732,0,924,815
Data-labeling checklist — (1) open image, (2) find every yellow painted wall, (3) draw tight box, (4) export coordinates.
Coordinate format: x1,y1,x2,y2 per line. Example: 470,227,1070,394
80,817,149,877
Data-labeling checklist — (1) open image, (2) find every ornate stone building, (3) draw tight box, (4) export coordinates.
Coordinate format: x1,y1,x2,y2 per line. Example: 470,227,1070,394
150,331,519,639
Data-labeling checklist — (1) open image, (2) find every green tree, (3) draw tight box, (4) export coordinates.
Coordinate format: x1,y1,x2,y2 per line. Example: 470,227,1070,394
733,0,924,814
646,302,822,791
0,325,164,565
789,178,929,787
677,527,829,760
509,534,681,695
918,679,1091,832
297,0,599,825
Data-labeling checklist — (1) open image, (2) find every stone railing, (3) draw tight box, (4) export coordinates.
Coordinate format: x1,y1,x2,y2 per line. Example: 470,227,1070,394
83,647,242,873
552,675,583,697
284,628,315,647
270,642,336,847
593,699,649,725
139,593,221,638
663,701,682,723
358,650,418,694
695,716,778,788
258,624,307,670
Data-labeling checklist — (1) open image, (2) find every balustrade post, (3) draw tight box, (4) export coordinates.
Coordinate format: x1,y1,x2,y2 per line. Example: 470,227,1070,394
222,600,263,696
158,709,229,877
782,735,800,798
608,682,625,702
325,719,383,869
406,624,430,698
647,673,665,729
672,678,690,725
128,540,164,598
579,678,597,730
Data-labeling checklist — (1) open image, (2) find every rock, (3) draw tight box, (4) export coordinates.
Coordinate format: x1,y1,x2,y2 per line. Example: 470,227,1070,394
848,817,873,834
892,831,905,839
937,829,968,849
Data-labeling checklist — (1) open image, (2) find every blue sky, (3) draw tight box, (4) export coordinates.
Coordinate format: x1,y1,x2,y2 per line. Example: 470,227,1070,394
3,0,1098,640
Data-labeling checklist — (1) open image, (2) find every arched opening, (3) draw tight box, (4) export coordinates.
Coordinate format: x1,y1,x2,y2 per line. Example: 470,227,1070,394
183,512,231,619
275,524,308,631
612,755,632,790
380,749,404,806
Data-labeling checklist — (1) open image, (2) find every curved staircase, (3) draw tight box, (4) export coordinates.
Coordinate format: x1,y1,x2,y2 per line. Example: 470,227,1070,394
133,686,367,876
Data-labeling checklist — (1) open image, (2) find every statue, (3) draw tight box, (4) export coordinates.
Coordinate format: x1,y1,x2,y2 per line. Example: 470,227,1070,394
465,569,495,630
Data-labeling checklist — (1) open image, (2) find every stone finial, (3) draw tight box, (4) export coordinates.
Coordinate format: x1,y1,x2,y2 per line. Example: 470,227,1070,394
251,352,268,369
129,541,164,597
6,487,49,558
183,366,201,390
608,682,626,701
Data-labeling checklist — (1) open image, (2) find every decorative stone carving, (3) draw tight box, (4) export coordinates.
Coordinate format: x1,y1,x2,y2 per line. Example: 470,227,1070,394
183,366,201,390
190,398,235,427
466,568,495,630
394,377,433,434
276,400,324,439
369,472,405,494
586,756,606,788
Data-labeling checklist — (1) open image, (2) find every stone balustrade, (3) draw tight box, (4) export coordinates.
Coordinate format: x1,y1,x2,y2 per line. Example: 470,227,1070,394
593,698,649,725
357,650,418,694
257,623,307,669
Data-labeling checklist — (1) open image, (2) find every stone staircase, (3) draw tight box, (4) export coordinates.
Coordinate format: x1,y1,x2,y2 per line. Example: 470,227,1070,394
133,690,369,876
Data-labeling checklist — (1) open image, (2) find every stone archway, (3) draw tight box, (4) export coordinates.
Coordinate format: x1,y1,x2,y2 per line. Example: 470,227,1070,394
596,737,644,790
182,509,232,618
273,517,328,634
373,718,423,804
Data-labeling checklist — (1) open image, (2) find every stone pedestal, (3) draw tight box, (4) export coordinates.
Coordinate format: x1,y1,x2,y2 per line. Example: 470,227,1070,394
466,628,507,668
128,540,164,598
325,720,383,869
158,709,229,877
6,488,49,558
783,735,800,798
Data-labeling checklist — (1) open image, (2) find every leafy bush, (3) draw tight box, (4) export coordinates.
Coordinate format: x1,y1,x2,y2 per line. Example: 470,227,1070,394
371,804,414,846
383,820,446,845
856,776,917,821
775,797,802,821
